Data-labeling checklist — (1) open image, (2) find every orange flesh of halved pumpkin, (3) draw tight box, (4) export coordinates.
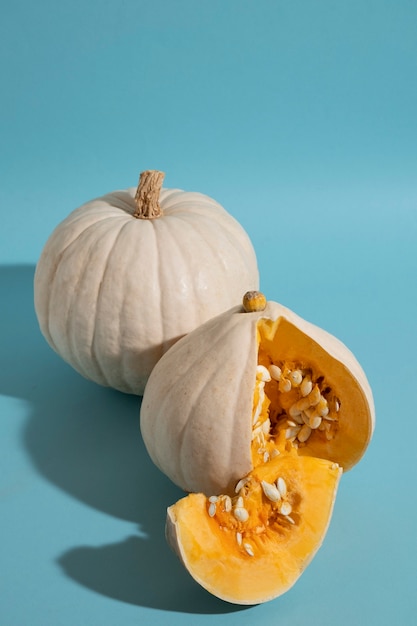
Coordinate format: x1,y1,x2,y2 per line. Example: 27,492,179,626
166,315,349,604
167,454,341,605
253,316,372,471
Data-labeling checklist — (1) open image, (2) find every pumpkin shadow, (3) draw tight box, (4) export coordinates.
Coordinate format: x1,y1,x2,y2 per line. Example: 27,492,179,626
57,535,248,614
0,264,246,614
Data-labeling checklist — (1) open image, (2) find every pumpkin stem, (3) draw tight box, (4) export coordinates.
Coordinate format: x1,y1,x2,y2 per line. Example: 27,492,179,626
242,291,267,312
134,170,165,219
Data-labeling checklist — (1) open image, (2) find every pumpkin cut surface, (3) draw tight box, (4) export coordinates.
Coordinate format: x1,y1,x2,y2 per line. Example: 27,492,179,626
167,454,342,605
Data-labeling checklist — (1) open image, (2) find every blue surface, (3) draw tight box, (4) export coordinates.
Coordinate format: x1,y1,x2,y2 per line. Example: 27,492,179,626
1,1,416,624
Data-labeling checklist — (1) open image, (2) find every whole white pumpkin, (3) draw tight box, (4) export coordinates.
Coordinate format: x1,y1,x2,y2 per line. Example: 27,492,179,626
34,171,259,394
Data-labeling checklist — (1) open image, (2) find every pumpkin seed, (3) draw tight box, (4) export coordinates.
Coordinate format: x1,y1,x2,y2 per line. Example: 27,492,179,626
300,375,313,397
269,364,282,381
280,501,292,516
286,426,301,439
261,480,281,502
257,364,271,382
308,386,321,406
243,542,255,556
208,502,216,517
309,415,322,430
288,404,302,418
279,378,292,393
316,397,329,417
292,413,305,425
298,423,312,443
291,397,310,414
287,419,299,427
223,495,232,512
234,507,249,522
277,477,287,497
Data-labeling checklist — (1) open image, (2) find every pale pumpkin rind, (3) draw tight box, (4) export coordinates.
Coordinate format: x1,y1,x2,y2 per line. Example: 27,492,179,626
166,454,342,605
34,185,259,395
140,300,375,495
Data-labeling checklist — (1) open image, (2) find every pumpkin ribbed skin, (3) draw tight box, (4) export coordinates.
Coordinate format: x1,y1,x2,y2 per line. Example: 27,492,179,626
140,300,375,495
34,187,259,395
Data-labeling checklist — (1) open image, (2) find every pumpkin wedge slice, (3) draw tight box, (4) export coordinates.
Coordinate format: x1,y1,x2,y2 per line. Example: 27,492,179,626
166,453,342,605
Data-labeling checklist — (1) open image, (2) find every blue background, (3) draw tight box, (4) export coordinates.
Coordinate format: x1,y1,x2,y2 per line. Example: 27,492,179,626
1,1,416,624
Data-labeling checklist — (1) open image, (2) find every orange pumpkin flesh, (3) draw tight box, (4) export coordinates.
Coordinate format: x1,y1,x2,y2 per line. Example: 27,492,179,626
167,454,342,605
255,316,373,472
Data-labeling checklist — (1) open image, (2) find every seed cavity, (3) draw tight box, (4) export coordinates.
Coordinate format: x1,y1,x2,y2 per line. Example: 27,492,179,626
259,363,339,447
251,360,339,467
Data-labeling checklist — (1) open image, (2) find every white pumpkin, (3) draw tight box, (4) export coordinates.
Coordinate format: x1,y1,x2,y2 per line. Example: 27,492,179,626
140,293,375,495
34,171,259,394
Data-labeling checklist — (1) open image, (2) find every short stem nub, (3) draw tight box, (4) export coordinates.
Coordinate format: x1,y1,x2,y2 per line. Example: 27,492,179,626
134,170,165,219
242,291,267,313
